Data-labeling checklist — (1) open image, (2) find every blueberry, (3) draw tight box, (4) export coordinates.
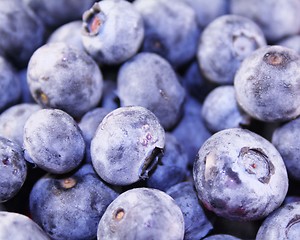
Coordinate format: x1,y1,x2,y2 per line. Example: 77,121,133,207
91,106,165,186
256,201,300,239
0,211,49,240
0,137,27,202
0,103,41,146
193,128,288,221
22,0,95,29
97,187,184,239
27,42,103,119
23,108,85,174
234,45,300,122
203,234,241,240
230,0,300,42
100,79,120,111
167,182,214,240
78,107,110,163
30,164,118,240
0,56,22,113
0,0,45,67
198,14,266,85
146,133,189,191
117,52,185,130
202,85,251,133
272,116,300,181
134,0,200,68
47,21,85,52
82,0,144,65
277,34,300,54
18,68,35,104
171,95,211,166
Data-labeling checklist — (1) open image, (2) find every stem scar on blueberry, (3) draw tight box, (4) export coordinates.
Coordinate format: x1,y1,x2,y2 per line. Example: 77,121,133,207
34,89,48,105
82,2,106,36
263,52,290,67
61,177,77,189
114,208,125,221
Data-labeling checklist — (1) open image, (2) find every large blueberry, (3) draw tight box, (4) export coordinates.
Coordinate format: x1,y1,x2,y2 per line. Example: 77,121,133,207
167,182,214,240
0,103,41,146
23,109,85,174
193,128,288,221
82,0,144,65
27,42,103,119
30,164,118,240
91,106,165,186
117,52,185,130
134,0,200,68
97,187,184,240
0,211,49,240
256,201,300,239
0,137,27,202
202,85,251,133
234,45,300,122
198,14,266,85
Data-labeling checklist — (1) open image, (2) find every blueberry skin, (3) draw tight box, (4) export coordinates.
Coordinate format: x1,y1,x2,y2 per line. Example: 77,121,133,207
47,21,85,52
277,35,300,54
193,128,288,221
0,103,41,146
0,211,49,240
146,133,189,191
202,85,251,133
230,0,300,42
27,42,103,119
234,45,300,122
0,137,27,202
0,56,21,113
97,187,185,240
171,96,211,166
203,234,241,240
100,79,120,111
166,182,213,240
272,117,300,181
198,14,266,85
117,52,185,130
91,106,165,186
78,107,110,163
134,0,200,68
175,0,229,29
0,0,45,67
22,0,95,29
82,0,144,65
18,68,35,103
30,164,118,240
256,201,300,240
23,109,85,174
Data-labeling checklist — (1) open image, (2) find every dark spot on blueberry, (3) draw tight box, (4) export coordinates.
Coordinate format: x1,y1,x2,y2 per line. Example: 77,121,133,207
225,167,241,184
2,157,9,165
139,147,163,180
210,198,227,209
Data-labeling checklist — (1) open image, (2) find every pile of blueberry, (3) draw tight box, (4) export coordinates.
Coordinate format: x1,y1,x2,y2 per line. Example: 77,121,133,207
1,0,300,239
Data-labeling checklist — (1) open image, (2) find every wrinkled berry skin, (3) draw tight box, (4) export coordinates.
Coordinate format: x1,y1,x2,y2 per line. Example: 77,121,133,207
27,42,103,119
234,45,300,122
30,164,118,240
117,52,185,130
202,86,251,133
0,56,21,113
198,14,266,85
91,106,165,186
172,96,211,165
230,0,300,42
22,0,95,29
0,0,45,67
0,211,49,240
134,0,200,68
97,187,185,240
82,0,144,65
47,21,85,52
23,109,85,174
256,201,300,240
272,117,300,181
78,107,110,163
0,137,27,202
193,128,288,221
167,182,214,240
146,133,189,191
0,103,41,146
